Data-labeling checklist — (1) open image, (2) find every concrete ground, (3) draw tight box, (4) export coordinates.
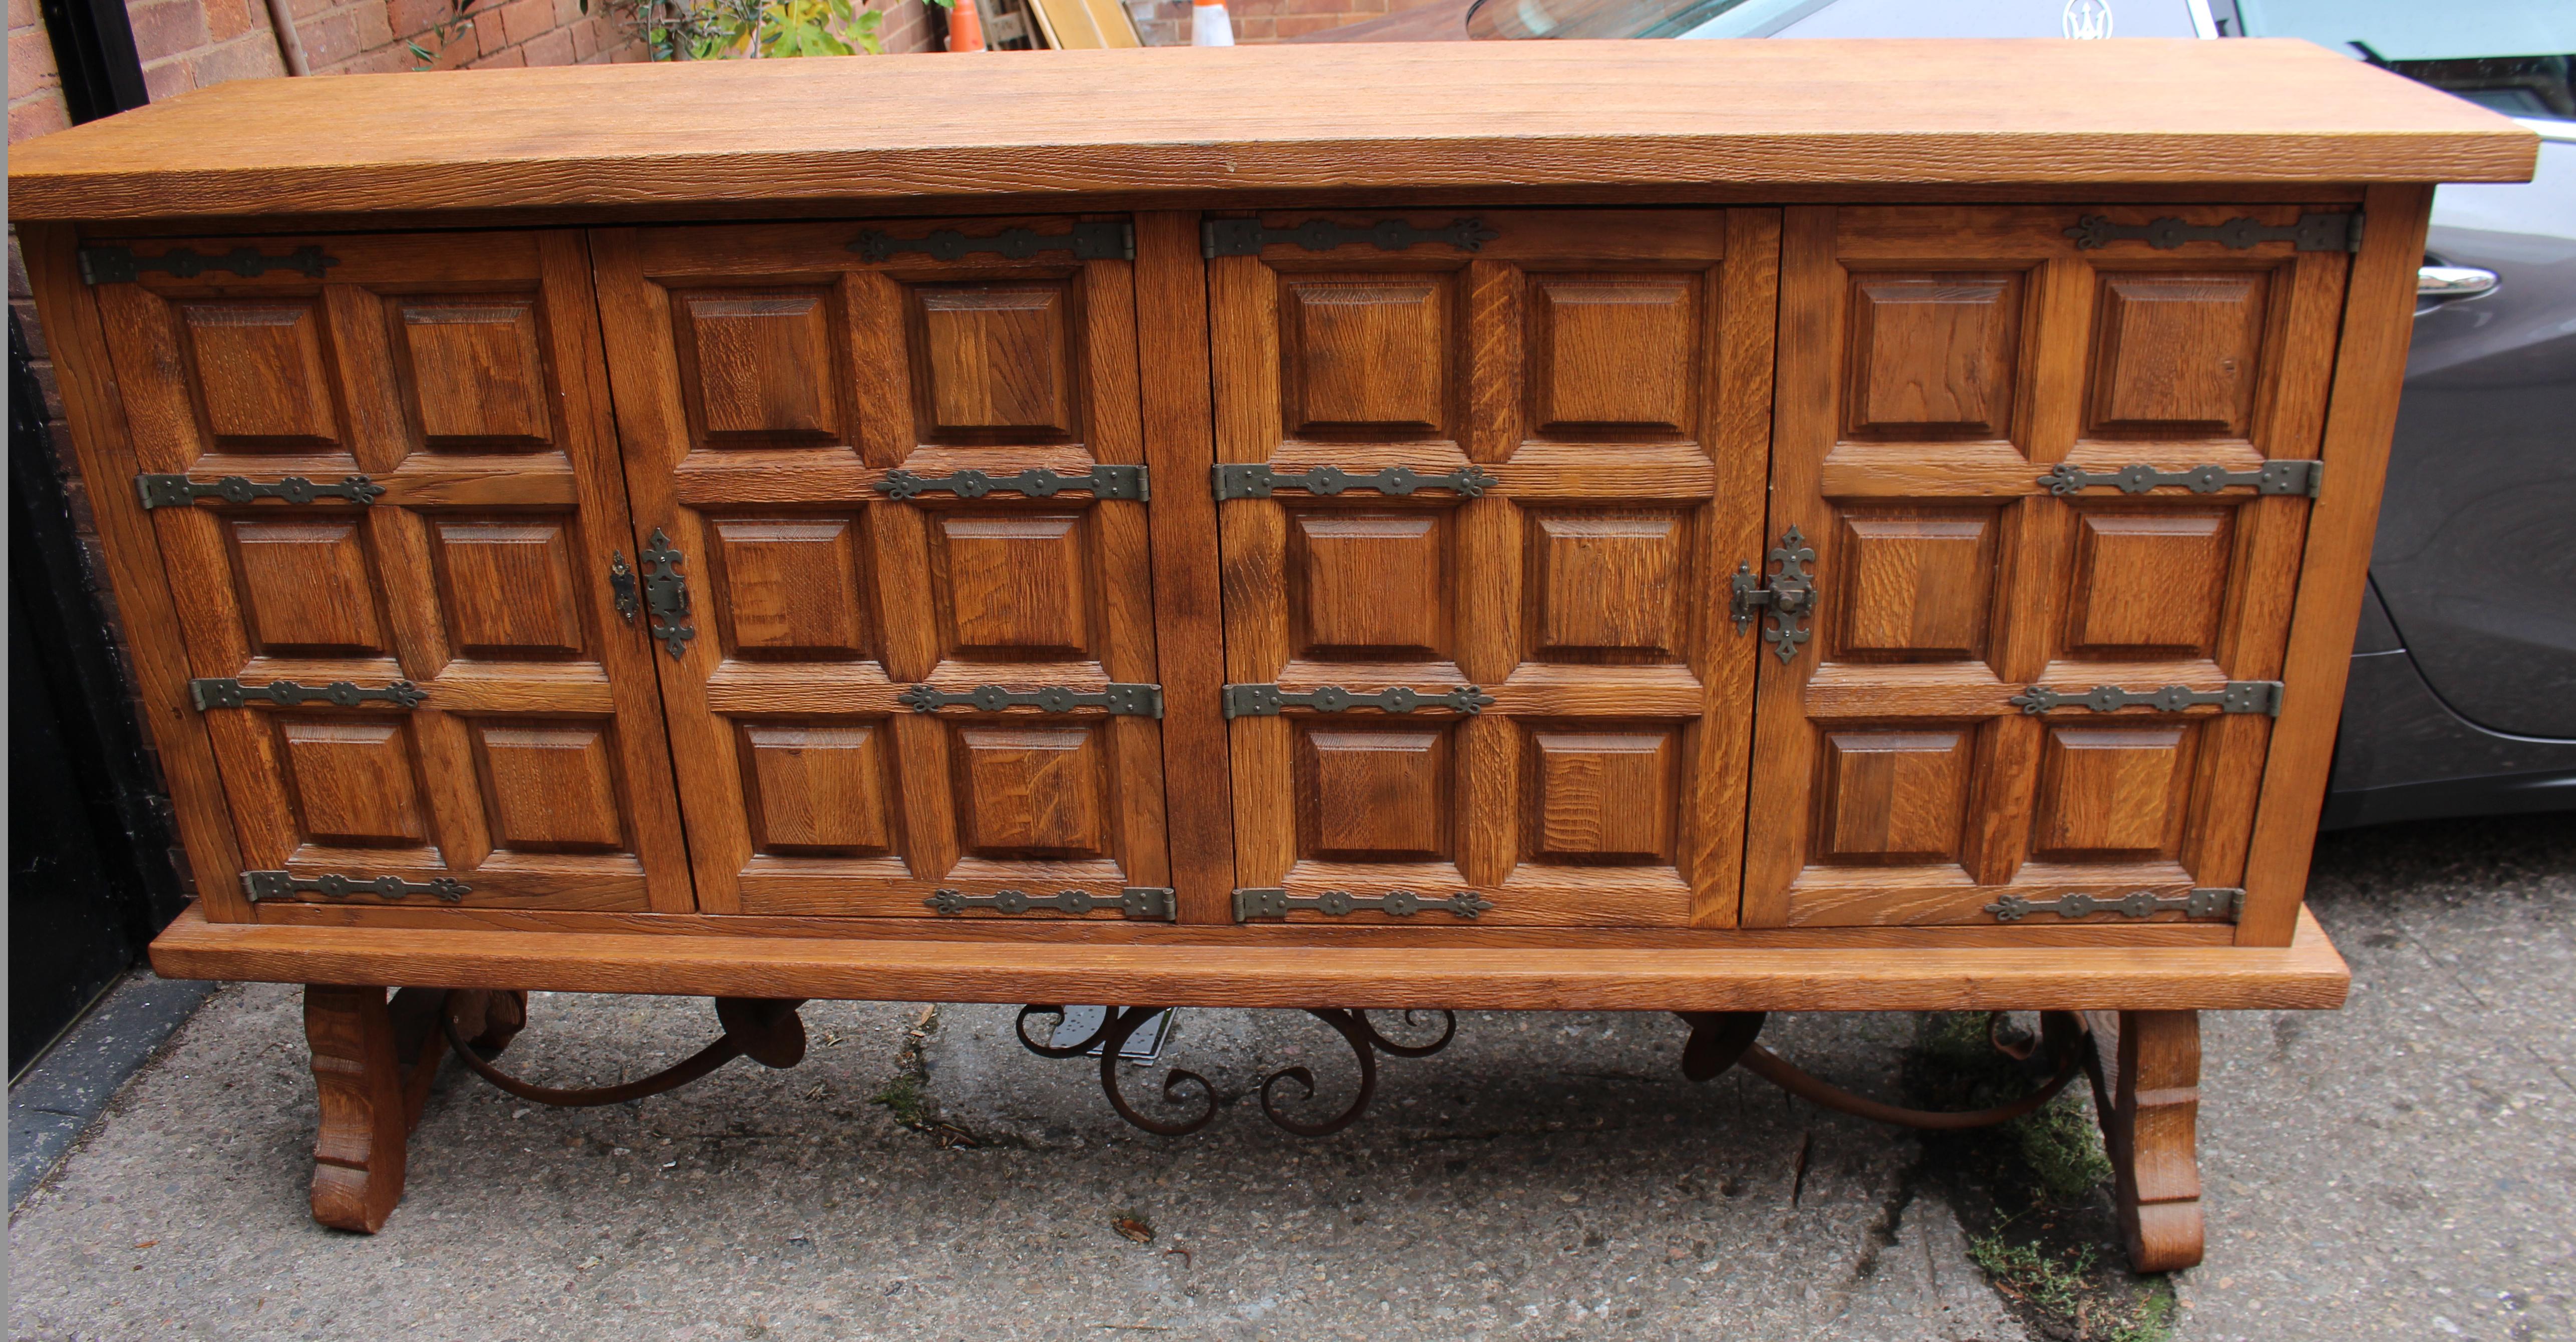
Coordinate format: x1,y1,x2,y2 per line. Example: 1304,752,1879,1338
8,813,2569,1341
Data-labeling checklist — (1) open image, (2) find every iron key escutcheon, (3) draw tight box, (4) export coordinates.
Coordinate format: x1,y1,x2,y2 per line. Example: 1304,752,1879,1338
637,528,696,659
1731,525,1817,664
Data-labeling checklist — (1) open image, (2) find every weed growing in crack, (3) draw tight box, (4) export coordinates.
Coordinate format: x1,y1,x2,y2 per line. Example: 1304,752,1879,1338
870,1073,930,1129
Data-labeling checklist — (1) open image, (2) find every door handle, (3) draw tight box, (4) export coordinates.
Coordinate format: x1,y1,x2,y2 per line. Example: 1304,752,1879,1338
2417,265,2499,300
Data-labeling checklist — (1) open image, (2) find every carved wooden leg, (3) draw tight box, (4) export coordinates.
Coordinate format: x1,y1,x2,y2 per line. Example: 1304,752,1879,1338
2083,1010,2204,1272
303,985,456,1233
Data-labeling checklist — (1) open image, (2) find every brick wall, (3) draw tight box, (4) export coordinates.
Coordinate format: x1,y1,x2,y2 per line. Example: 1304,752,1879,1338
1126,0,1447,46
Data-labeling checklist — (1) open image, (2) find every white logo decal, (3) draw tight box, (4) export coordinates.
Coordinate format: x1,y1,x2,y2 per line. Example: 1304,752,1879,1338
2063,0,2114,38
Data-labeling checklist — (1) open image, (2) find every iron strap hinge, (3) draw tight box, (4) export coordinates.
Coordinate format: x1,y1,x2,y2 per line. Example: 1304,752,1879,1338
637,528,696,660
900,683,1164,718
2063,212,2361,253
2009,682,2283,717
1223,683,1494,719
1986,888,2244,923
1730,525,1817,664
190,678,426,711
136,473,384,510
243,870,469,902
849,220,1133,263
1202,216,1500,259
79,244,341,285
1213,463,1497,501
2039,460,2322,498
925,887,1176,920
879,464,1146,502
1233,887,1494,920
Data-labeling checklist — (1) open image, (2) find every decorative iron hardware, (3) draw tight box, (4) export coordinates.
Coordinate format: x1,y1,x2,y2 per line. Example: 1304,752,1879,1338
1202,216,1500,258
2038,460,2322,498
898,683,1164,718
607,552,640,625
1984,888,2245,923
850,220,1133,263
2008,682,2283,717
78,244,341,285
242,870,469,902
1213,462,1497,501
1731,525,1817,664
190,678,426,711
135,473,384,510
1020,1003,1458,1137
1222,683,1494,719
878,464,1147,502
1233,887,1493,920
924,887,1176,920
2062,212,2361,253
637,528,695,659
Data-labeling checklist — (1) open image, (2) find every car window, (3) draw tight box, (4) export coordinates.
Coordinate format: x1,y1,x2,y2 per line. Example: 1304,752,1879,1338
1755,0,2193,40
2225,1,2575,122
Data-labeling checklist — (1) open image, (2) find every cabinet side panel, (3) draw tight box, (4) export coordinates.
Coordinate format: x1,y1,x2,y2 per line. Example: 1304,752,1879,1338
2237,183,2434,947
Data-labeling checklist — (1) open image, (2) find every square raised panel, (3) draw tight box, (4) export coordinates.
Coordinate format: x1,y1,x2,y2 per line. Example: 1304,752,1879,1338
433,519,584,660
713,516,870,660
2065,509,2233,657
1527,727,1678,864
475,721,625,853
1842,273,2023,441
279,719,424,846
1815,728,1973,865
738,722,896,856
1291,510,1448,661
1297,725,1450,861
1835,510,1997,661
179,300,341,449
2032,726,2192,860
952,725,1109,859
1526,511,1685,661
1530,276,1697,434
932,513,1093,661
1280,276,1450,436
228,518,386,657
913,284,1078,440
2086,272,2271,437
397,299,552,449
676,289,841,444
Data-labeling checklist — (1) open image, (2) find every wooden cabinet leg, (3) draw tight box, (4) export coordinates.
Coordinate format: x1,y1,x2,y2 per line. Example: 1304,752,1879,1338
2083,1009,2204,1273
303,985,458,1233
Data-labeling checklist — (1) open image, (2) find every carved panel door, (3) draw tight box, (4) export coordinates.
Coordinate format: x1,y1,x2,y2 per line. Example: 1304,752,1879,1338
590,218,1170,918
1207,210,1777,928
1743,205,2351,928
87,232,692,912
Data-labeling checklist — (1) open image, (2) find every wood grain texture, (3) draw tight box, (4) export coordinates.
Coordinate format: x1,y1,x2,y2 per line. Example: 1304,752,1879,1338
157,903,2348,1011
2084,1009,2204,1272
303,984,452,1233
8,42,2530,222
2236,185,2434,947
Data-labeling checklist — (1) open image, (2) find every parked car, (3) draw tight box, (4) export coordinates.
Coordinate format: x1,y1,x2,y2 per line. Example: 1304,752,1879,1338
1305,1,2576,829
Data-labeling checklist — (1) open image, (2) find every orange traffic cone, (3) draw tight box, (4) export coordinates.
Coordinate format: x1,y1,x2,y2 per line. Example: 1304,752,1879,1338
948,0,987,51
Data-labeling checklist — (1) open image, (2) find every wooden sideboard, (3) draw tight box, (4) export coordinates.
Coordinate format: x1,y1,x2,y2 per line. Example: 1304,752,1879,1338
10,40,2535,1262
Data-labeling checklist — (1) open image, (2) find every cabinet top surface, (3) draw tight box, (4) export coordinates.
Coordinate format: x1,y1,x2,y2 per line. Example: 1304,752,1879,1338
7,39,2535,222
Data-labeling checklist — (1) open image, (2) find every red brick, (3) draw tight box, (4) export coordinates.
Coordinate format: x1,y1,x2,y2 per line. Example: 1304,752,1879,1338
475,4,510,53
8,88,69,139
128,0,211,62
389,0,450,39
1267,12,1338,34
568,10,597,56
206,0,259,41
10,29,59,94
298,10,361,64
194,32,283,81
550,0,581,27
8,0,42,29
522,24,571,64
471,42,525,64
498,0,551,48
140,53,196,99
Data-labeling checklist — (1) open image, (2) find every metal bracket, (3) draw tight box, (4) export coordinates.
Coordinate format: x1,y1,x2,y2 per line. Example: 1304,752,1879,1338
878,464,1146,502
638,528,696,660
1233,887,1493,920
1984,888,2244,923
79,244,342,285
2038,460,2322,498
850,220,1133,263
2062,212,2360,253
607,552,640,625
1212,463,1497,501
135,473,384,510
1731,525,1817,665
899,683,1164,718
1202,216,1499,259
190,678,426,711
2008,682,2283,717
925,887,1176,920
242,870,469,902
1222,683,1494,719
